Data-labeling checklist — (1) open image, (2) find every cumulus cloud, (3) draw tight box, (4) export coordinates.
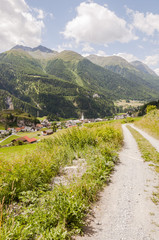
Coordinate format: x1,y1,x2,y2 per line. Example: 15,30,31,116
128,8,159,36
97,50,107,57
82,43,95,52
62,2,136,45
33,8,45,19
0,0,45,52
116,53,138,62
56,43,73,52
144,54,159,66
154,68,159,76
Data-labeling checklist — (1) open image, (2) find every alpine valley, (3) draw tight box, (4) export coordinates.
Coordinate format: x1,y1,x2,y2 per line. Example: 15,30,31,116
0,45,159,118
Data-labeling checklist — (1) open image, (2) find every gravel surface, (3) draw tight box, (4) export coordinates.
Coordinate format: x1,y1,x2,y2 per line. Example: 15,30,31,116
131,124,159,152
75,124,159,240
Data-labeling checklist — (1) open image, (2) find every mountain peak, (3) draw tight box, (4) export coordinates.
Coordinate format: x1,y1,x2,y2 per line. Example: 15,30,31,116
12,45,32,52
55,50,83,61
87,54,130,68
32,45,53,53
131,60,157,76
12,45,53,53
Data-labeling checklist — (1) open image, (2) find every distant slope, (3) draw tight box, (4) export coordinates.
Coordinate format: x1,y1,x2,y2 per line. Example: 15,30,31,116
87,55,130,69
0,89,39,115
0,49,115,118
46,53,158,100
12,45,58,61
0,50,44,75
87,55,159,93
12,45,54,53
1,46,159,118
131,60,157,76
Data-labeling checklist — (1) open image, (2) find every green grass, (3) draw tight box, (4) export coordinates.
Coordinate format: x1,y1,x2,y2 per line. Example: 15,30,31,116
0,122,123,239
37,116,47,121
127,125,159,205
135,109,159,139
0,123,5,130
17,130,54,140
0,142,39,161
18,131,41,139
0,135,19,146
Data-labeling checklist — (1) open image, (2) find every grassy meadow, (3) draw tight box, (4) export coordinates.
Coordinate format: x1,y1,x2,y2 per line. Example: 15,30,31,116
0,122,123,239
135,109,159,139
0,130,52,147
0,135,19,146
0,142,39,161
127,125,159,205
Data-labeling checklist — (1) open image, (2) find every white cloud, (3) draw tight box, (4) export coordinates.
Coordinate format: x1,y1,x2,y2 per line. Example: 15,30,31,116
154,68,159,76
82,43,95,52
116,53,138,62
128,8,159,36
144,54,159,66
56,43,73,52
33,8,45,19
0,0,45,52
97,50,107,57
62,2,136,45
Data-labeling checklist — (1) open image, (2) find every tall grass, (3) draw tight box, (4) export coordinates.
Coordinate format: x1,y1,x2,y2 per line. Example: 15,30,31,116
0,122,123,239
135,109,159,139
127,125,159,205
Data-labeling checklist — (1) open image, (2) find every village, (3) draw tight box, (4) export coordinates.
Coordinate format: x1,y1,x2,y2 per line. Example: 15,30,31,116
0,113,131,147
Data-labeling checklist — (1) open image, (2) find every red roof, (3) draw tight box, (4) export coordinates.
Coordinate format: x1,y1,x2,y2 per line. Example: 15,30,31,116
15,128,21,131
14,136,37,143
23,136,37,143
36,124,43,128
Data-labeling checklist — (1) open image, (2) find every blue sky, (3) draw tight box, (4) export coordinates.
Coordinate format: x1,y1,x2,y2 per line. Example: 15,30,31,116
1,0,159,74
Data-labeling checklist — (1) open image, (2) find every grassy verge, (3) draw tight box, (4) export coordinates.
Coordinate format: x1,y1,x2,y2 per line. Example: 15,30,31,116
0,135,19,146
0,122,123,239
135,109,159,139
127,125,159,205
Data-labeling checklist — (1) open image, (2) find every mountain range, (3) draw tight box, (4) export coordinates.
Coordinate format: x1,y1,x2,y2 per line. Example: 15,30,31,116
0,45,159,118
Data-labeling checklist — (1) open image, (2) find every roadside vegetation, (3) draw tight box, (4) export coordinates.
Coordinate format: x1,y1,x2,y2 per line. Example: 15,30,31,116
0,135,19,146
127,125,159,205
0,122,123,239
135,108,159,139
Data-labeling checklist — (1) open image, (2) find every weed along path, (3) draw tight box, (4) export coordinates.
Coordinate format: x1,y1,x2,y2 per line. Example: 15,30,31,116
75,124,159,240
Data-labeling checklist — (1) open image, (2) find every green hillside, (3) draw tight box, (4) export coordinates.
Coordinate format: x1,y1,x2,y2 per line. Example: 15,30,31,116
1,46,159,118
0,49,115,118
131,60,157,76
87,55,159,93
46,53,158,100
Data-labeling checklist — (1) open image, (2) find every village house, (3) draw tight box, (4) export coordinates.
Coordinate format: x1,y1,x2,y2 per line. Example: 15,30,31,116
114,113,130,120
36,124,43,130
40,119,51,127
42,129,53,136
12,136,37,144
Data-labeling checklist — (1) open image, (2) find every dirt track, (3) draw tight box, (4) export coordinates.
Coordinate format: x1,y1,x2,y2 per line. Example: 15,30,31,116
75,124,159,240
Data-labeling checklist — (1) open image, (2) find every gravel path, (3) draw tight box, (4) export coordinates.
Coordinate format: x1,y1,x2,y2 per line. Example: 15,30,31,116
75,124,159,240
130,124,159,152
